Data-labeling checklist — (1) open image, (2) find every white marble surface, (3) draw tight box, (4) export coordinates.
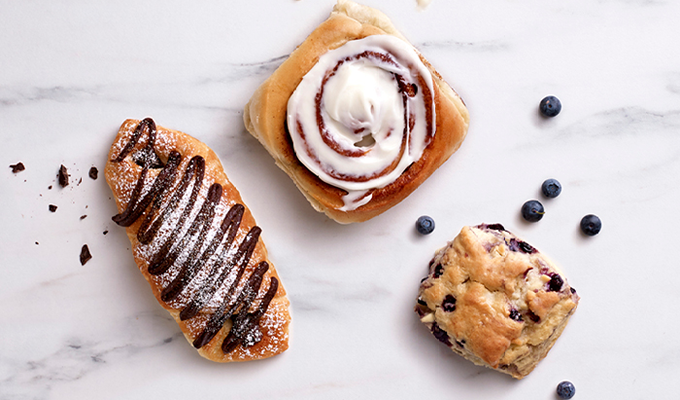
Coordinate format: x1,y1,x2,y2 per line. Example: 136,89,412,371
1,0,679,399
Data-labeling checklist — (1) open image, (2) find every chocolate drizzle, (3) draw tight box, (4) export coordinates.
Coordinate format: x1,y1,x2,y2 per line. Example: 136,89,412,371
111,118,277,353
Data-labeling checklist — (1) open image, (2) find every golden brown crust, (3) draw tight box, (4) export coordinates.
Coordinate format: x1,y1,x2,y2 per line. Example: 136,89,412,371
416,224,579,379
244,0,470,224
105,119,291,362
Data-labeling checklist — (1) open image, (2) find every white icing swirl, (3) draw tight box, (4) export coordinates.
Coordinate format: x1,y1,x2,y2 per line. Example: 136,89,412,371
287,35,436,210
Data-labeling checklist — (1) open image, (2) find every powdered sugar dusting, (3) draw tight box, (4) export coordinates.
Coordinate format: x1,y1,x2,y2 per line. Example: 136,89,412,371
109,118,289,359
237,298,290,358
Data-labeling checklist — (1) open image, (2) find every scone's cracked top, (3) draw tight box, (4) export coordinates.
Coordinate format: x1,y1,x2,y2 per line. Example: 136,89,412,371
415,224,579,379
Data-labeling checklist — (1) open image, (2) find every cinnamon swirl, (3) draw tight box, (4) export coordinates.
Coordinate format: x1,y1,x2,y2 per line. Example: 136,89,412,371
105,118,291,362
244,0,470,223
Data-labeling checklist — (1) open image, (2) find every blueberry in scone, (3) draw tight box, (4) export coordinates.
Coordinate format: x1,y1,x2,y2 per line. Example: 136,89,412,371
415,224,579,379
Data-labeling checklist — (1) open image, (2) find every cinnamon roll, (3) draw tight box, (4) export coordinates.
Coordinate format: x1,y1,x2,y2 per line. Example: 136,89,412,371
244,0,470,223
105,118,291,362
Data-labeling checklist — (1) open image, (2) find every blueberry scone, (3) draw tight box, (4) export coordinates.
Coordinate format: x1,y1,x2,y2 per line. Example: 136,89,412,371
244,0,469,223
105,118,291,362
415,224,579,379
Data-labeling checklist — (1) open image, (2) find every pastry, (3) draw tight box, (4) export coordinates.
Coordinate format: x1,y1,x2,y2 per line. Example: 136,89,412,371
244,0,470,223
105,118,291,362
415,224,579,379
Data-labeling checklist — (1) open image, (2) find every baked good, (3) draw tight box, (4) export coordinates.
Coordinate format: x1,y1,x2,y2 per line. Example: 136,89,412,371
105,118,291,362
244,0,470,224
415,224,579,379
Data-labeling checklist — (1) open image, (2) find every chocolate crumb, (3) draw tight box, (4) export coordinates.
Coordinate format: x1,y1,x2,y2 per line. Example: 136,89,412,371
77,177,82,186
35,241,39,245
89,166,98,180
103,230,109,235
10,162,25,173
58,165,69,187
48,185,53,190
48,204,58,212
80,215,87,220
80,245,92,265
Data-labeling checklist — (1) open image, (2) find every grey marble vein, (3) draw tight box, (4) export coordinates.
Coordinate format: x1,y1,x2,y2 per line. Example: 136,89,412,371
417,39,510,53
0,86,102,107
666,72,680,95
558,106,680,139
0,317,182,400
291,276,393,314
201,55,290,84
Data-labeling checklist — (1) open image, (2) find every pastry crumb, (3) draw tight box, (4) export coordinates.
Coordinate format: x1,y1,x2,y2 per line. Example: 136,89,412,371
10,162,25,173
417,0,432,10
58,165,69,187
80,244,92,265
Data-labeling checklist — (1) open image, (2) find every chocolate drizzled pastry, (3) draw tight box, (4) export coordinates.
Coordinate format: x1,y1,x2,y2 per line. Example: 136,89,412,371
105,118,290,362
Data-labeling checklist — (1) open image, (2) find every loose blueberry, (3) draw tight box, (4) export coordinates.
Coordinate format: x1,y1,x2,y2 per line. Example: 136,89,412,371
556,381,576,399
539,95,562,117
521,200,545,222
541,178,562,198
416,216,435,235
441,295,456,312
580,214,602,236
